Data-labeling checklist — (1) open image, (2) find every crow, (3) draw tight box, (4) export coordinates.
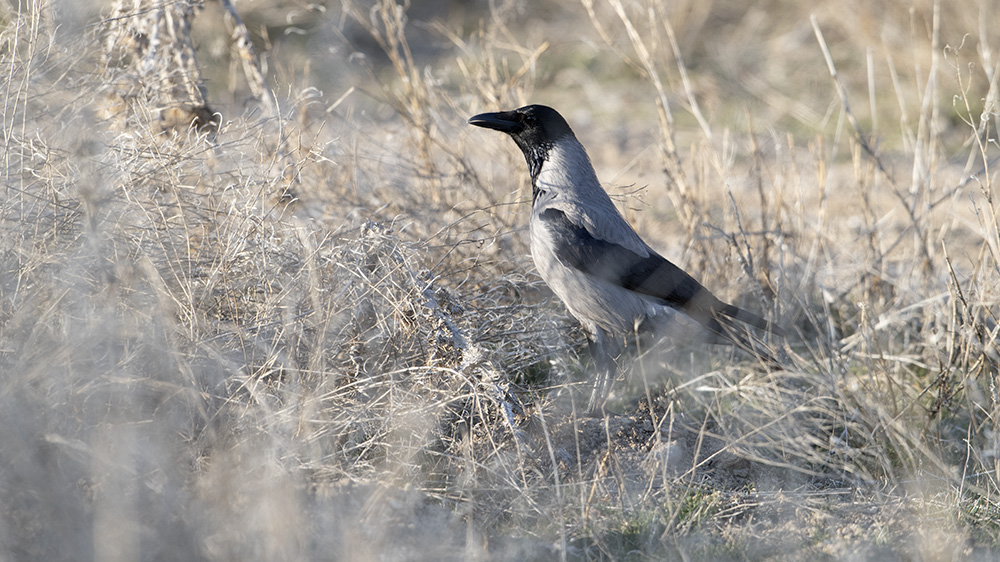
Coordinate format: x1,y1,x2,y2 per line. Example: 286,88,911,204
469,104,784,413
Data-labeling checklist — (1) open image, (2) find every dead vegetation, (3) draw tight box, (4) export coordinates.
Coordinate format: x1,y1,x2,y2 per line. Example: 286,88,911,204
2,0,1000,560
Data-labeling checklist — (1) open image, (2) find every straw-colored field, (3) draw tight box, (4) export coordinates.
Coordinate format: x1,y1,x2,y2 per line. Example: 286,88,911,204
3,0,999,559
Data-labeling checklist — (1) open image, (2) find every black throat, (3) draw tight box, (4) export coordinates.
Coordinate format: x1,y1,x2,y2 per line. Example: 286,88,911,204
522,142,550,203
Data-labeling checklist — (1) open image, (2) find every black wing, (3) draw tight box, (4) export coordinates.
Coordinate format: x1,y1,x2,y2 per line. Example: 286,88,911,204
540,208,703,306
540,208,783,337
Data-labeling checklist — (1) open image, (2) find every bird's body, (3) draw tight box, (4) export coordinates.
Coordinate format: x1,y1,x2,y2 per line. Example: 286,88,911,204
469,105,783,413
530,143,654,336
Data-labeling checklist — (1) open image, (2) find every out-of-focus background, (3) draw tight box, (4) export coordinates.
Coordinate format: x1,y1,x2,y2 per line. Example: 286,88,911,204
2,0,999,559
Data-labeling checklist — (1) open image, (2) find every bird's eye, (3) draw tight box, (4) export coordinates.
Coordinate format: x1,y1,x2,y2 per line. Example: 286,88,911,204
523,115,537,125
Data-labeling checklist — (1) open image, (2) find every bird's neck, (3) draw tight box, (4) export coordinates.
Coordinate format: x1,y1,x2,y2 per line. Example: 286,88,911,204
531,140,600,204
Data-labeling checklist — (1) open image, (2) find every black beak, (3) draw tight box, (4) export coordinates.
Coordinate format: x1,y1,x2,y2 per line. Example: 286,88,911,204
468,111,522,134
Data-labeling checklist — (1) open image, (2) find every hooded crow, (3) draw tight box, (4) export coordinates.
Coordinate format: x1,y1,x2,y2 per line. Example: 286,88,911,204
469,104,783,413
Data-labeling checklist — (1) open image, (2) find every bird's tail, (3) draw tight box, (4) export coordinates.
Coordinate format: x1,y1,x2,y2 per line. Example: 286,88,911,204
718,303,786,337
710,304,786,370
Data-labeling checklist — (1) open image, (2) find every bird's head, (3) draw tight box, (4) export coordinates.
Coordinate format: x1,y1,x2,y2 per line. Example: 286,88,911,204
468,104,574,147
468,104,576,181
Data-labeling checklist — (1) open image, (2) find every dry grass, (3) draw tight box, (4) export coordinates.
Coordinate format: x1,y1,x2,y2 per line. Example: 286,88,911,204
2,0,1000,560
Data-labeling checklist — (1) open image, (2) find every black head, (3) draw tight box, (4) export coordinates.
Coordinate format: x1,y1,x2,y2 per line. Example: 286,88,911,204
468,104,574,148
468,105,575,183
